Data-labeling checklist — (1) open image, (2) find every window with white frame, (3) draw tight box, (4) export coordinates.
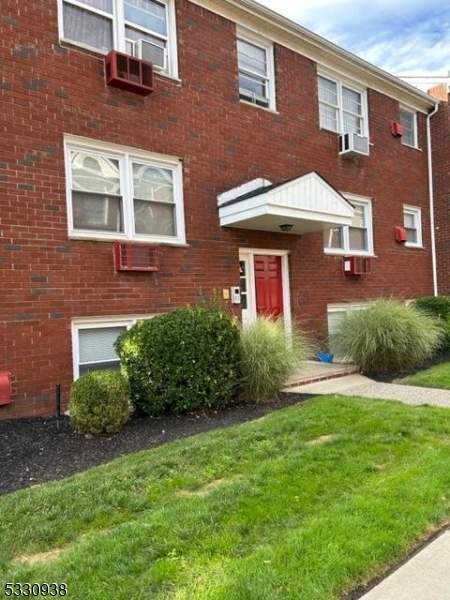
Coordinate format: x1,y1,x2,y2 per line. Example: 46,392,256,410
73,316,152,378
318,74,367,135
324,195,373,255
59,0,177,76
400,107,418,147
403,205,422,246
237,31,275,110
64,136,185,244
327,303,371,360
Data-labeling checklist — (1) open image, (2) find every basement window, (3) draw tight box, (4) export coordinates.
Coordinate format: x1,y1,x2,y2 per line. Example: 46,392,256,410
72,315,153,379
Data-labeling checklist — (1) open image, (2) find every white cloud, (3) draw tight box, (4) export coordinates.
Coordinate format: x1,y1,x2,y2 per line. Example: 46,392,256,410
254,0,450,85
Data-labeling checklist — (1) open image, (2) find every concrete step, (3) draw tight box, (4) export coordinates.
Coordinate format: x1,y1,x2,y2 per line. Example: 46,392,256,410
283,373,372,395
284,360,359,389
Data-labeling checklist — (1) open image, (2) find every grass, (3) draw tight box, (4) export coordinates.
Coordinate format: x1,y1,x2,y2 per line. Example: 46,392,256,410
2,396,450,599
239,316,313,400
396,361,450,389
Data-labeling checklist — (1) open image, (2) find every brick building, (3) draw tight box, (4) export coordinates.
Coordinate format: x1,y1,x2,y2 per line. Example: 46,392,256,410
1,0,439,418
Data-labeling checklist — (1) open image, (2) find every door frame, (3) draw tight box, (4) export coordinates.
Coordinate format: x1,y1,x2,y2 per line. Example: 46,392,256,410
239,248,292,331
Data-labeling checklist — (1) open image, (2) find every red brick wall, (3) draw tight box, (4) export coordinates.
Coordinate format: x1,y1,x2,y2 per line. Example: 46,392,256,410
1,0,435,417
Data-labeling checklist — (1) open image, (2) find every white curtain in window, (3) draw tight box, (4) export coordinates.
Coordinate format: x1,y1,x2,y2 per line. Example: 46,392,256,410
63,2,113,52
133,163,175,235
318,77,338,131
318,77,337,106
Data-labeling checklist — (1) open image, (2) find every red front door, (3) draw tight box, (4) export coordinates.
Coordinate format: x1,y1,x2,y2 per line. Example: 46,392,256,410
254,255,284,317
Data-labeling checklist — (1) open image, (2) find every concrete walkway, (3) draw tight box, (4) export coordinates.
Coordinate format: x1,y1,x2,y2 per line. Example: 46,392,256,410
358,529,450,600
284,366,450,408
284,362,450,599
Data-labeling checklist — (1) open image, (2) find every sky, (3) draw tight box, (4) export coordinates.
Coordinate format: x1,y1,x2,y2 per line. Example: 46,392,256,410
254,0,450,91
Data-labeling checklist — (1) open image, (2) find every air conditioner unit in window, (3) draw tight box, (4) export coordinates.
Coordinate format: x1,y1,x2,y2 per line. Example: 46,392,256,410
114,242,160,272
343,256,371,276
105,50,154,96
339,132,370,157
135,39,166,71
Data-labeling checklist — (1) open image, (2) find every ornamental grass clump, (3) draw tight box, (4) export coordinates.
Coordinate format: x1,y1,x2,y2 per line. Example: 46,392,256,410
335,299,442,373
239,316,313,401
69,370,131,435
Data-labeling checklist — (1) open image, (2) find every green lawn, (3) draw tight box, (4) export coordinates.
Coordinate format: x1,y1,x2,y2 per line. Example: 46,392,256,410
396,361,450,389
2,396,450,600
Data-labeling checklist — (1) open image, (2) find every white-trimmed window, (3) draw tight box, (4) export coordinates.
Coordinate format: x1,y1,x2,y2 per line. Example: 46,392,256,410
325,195,373,255
237,30,275,110
403,205,422,247
400,107,418,147
318,74,367,135
64,135,185,244
72,316,152,378
327,303,371,360
58,0,177,76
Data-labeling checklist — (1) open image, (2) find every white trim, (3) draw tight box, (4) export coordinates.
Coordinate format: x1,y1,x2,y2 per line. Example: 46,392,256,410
63,134,186,245
188,0,436,114
238,248,291,332
400,106,418,148
165,0,179,79
318,71,369,138
219,172,355,234
58,0,178,78
218,177,272,206
72,314,156,379
237,26,276,111
64,134,182,165
327,302,372,361
403,205,423,248
239,253,255,328
324,193,374,256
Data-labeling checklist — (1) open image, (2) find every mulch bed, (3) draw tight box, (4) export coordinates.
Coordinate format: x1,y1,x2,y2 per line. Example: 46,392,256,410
0,392,311,496
2,352,449,497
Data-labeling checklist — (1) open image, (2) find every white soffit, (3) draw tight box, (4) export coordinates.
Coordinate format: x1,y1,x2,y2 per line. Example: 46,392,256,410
218,171,355,234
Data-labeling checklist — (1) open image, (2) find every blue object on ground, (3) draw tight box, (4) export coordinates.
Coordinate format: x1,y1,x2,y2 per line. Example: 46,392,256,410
318,352,334,363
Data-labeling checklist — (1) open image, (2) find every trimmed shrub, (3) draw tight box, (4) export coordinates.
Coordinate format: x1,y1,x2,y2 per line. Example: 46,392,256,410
335,299,442,373
69,370,131,435
115,306,241,415
412,296,450,351
239,317,313,401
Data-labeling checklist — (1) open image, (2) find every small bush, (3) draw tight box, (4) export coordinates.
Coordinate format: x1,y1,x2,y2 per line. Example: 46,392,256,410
335,299,442,373
69,370,131,435
412,296,450,351
115,306,241,415
239,317,313,401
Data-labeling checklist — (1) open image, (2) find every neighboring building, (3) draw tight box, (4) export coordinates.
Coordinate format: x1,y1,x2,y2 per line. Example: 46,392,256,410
1,0,438,418
428,83,450,294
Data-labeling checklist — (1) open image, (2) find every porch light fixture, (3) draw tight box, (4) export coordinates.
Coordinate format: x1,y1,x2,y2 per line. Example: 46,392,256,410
279,223,293,232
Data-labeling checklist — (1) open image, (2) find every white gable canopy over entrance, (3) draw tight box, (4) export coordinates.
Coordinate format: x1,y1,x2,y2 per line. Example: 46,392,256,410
218,172,355,234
